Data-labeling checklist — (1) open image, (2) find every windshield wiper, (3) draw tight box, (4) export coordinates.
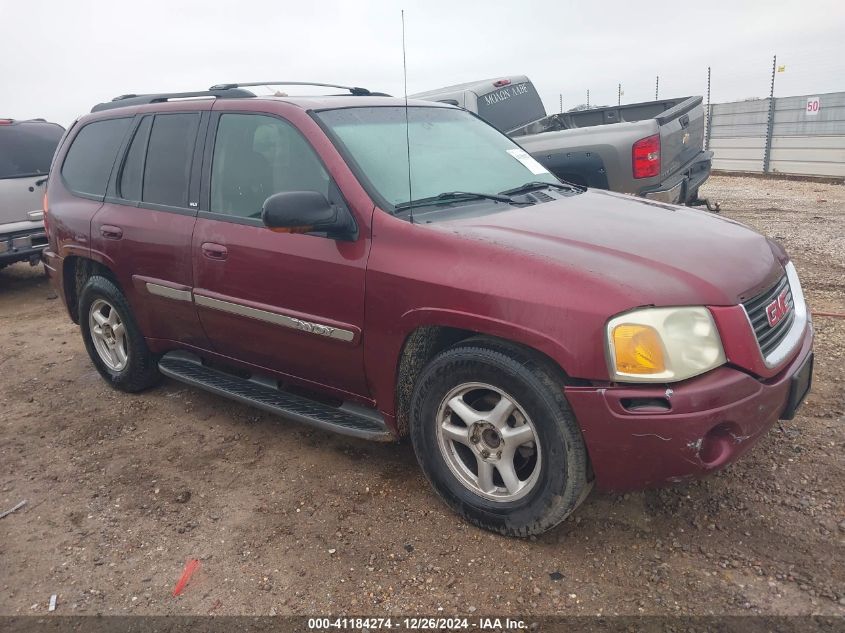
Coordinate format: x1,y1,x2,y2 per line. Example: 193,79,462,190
394,191,517,213
500,180,586,196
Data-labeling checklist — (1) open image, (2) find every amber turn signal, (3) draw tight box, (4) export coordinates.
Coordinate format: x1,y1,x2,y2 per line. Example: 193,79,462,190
612,324,666,374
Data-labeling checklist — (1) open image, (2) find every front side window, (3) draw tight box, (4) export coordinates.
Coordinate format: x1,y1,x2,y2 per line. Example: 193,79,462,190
315,106,560,210
210,113,330,219
61,118,132,197
142,113,200,207
0,122,64,180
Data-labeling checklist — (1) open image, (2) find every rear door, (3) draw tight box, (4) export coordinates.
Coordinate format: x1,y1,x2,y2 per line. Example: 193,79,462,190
192,109,369,399
91,108,209,348
0,120,64,225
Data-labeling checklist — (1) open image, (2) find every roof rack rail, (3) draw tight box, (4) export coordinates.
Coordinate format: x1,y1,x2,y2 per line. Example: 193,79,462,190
208,81,375,96
91,88,256,113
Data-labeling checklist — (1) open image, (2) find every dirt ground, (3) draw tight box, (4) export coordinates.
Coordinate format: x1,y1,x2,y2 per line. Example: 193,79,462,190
0,175,843,618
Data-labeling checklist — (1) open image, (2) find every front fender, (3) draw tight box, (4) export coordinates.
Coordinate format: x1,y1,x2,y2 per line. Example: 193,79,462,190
364,306,577,421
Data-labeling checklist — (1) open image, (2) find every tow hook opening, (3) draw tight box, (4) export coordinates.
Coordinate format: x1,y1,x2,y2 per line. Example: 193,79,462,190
697,422,741,466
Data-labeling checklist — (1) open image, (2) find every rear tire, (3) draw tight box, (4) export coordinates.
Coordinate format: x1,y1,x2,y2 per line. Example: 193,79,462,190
79,275,160,392
410,337,590,537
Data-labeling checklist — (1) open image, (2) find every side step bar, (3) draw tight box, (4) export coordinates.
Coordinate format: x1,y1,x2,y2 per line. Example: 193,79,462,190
158,351,394,441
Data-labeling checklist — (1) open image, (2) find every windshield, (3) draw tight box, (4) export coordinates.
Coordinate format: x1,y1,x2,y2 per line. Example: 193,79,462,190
0,122,64,180
316,106,560,210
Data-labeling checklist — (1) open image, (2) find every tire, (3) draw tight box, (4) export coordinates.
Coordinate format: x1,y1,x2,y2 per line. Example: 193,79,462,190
410,337,590,537
78,275,160,392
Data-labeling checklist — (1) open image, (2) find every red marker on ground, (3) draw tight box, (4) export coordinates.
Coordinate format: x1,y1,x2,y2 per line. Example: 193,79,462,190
172,558,201,597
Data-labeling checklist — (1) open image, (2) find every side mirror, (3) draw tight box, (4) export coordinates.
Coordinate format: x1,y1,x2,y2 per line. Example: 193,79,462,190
261,191,355,239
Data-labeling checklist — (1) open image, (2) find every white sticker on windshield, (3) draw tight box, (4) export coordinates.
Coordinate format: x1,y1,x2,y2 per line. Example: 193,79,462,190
506,148,550,175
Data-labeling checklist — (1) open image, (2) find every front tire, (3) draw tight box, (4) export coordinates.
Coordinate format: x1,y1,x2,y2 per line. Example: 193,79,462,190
79,275,160,392
410,338,590,537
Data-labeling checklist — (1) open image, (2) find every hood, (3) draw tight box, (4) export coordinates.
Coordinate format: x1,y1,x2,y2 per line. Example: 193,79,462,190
437,189,785,307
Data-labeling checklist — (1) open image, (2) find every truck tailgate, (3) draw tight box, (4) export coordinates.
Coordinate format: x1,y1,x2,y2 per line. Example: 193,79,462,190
658,96,706,179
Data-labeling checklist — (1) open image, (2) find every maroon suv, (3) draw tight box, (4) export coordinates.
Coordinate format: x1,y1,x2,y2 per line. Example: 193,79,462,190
43,83,813,536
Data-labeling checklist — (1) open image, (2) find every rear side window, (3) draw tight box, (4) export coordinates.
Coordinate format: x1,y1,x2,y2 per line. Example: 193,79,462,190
142,114,200,207
0,122,64,180
118,116,152,201
61,118,132,197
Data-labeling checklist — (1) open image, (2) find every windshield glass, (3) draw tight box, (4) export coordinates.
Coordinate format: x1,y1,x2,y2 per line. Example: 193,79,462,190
0,122,64,179
316,106,560,210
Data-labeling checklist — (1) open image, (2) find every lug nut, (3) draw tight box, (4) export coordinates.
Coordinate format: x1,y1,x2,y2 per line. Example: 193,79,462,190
481,449,489,458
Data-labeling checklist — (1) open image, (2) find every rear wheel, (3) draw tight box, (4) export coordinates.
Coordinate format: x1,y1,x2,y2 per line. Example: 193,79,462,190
79,275,160,392
410,338,590,537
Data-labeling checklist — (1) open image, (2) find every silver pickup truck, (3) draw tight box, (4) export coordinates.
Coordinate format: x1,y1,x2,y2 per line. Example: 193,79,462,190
412,76,715,207
0,118,64,268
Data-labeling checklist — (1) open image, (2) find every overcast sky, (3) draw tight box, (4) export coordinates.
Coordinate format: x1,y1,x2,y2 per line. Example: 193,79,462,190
2,0,844,126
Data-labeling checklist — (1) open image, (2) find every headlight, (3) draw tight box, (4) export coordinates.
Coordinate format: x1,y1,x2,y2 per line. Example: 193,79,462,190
606,307,726,383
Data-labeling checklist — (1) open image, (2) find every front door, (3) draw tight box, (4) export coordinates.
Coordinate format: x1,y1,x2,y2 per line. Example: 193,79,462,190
192,111,370,399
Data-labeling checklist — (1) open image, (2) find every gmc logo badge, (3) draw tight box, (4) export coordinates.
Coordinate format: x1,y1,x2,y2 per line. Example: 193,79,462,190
766,289,790,327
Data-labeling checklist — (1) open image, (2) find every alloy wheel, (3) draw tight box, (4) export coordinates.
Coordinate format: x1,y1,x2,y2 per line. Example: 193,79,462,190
88,298,129,371
435,382,542,502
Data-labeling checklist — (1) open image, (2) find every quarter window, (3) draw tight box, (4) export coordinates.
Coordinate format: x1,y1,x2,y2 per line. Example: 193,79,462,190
210,113,330,219
142,113,200,207
61,118,132,198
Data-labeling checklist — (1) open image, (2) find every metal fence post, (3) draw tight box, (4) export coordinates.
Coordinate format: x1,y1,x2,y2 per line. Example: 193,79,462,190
763,55,777,173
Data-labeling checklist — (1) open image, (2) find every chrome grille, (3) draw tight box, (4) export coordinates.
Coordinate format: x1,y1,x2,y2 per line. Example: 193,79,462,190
742,274,795,357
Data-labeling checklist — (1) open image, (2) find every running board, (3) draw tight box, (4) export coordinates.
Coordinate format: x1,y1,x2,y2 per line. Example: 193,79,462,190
158,351,393,441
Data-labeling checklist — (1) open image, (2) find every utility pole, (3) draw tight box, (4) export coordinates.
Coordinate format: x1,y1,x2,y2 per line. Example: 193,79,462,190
618,83,622,106
763,55,777,173
559,93,563,114
655,75,659,100
586,89,590,109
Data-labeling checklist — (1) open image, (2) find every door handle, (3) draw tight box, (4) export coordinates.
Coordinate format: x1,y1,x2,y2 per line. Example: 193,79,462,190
201,242,228,260
100,225,123,240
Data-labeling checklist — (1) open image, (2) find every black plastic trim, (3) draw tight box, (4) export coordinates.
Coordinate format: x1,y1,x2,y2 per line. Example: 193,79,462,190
158,352,393,441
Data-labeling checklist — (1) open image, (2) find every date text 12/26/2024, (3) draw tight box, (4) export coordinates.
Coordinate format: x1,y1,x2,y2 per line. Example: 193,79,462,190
307,617,526,630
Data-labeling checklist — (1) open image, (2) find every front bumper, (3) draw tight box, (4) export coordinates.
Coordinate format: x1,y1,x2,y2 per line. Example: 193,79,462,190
640,150,713,204
565,325,813,492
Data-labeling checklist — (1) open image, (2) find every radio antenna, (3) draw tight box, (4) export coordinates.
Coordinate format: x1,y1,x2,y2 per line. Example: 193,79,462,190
401,9,414,224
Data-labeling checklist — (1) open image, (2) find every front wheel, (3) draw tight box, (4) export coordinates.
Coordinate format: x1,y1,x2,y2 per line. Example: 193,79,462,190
410,338,591,537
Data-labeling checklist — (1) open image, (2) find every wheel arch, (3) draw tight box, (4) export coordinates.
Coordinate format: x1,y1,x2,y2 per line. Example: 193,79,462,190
390,310,581,437
62,255,121,324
